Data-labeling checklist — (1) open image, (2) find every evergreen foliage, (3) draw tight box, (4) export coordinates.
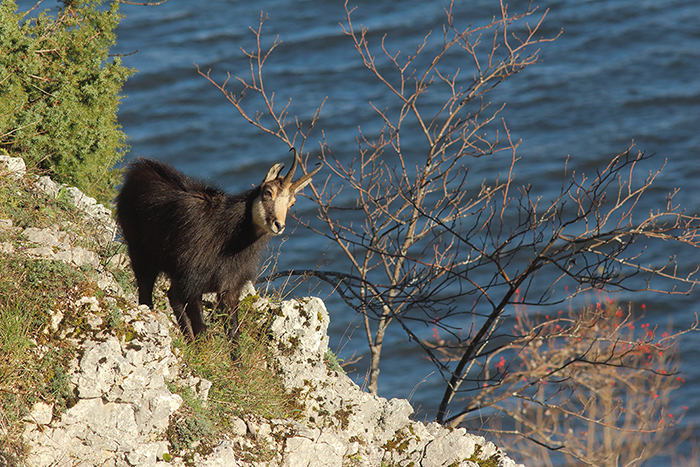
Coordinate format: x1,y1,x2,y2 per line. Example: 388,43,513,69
0,0,133,203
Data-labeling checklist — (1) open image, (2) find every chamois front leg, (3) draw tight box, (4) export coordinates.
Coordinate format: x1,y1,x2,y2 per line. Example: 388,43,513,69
218,290,241,344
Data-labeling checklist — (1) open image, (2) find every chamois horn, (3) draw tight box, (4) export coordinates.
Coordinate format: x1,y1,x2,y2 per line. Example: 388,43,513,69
284,147,323,191
283,148,299,186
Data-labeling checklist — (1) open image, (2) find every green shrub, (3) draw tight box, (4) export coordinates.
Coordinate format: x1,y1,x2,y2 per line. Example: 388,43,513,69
0,0,134,204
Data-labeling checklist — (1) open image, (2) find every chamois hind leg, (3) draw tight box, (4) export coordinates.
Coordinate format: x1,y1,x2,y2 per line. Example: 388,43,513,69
167,284,195,340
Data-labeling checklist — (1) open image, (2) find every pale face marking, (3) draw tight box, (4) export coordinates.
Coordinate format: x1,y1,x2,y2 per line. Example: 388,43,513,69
251,153,321,236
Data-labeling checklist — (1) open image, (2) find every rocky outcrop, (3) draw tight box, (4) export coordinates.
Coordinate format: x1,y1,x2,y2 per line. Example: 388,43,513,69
261,297,523,467
23,309,181,467
1,157,524,467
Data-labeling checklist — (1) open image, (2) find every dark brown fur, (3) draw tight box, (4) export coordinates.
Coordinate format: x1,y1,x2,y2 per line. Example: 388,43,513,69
115,157,318,341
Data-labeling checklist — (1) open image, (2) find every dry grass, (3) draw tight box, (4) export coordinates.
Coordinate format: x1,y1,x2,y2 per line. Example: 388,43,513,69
165,294,300,459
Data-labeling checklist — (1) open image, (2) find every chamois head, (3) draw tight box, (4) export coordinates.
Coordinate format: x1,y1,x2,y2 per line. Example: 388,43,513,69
252,150,322,235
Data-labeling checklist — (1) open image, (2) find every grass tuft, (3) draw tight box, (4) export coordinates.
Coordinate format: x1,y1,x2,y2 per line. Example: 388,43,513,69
167,296,299,460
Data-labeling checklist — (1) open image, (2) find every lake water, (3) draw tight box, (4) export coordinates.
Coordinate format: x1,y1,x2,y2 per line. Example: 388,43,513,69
110,0,699,463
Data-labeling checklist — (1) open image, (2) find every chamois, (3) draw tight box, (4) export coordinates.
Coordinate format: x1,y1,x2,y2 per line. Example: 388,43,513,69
115,152,320,341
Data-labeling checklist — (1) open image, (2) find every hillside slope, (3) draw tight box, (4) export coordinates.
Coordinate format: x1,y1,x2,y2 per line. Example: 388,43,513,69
0,156,524,467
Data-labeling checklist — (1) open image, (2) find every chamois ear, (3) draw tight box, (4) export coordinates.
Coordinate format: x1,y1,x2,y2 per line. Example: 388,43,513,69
263,163,284,183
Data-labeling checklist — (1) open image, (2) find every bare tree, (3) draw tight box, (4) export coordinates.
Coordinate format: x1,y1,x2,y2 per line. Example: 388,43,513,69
443,297,696,466
197,0,700,460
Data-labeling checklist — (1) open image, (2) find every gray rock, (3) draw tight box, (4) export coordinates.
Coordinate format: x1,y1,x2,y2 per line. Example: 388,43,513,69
64,186,114,225
97,270,125,296
265,297,524,467
269,297,330,360
22,227,67,248
195,440,240,467
126,442,166,467
180,374,213,406
20,226,100,268
54,245,100,268
230,417,248,437
76,296,100,313
24,402,53,426
34,176,62,198
24,305,183,466
0,155,26,179
423,428,481,467
107,253,130,270
283,435,344,467
47,309,64,333
64,187,96,212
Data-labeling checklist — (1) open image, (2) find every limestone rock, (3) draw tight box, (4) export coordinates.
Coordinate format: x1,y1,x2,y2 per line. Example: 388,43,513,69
265,297,524,467
23,308,182,467
0,155,26,179
24,402,53,426
34,176,62,198
194,440,239,467
21,226,100,268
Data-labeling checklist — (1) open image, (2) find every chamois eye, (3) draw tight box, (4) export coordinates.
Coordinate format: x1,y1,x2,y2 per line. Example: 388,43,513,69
263,189,273,200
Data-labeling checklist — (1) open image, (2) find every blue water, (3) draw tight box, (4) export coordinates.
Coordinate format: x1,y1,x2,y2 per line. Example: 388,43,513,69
110,0,699,463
